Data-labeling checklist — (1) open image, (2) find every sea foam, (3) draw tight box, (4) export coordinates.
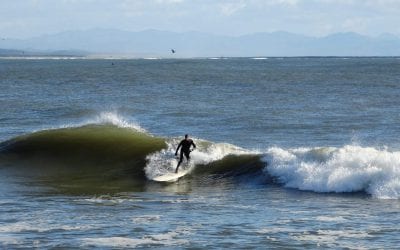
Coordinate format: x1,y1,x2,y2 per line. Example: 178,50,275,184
89,112,146,132
145,138,253,180
263,145,400,199
82,228,190,248
49,111,146,133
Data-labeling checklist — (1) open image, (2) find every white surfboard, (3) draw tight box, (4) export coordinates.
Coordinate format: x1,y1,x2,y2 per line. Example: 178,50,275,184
152,170,188,182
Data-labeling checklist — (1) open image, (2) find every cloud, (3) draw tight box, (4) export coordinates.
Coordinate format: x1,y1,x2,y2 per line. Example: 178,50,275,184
275,0,300,6
254,0,300,7
219,1,247,16
341,17,370,33
1,0,400,38
155,0,185,4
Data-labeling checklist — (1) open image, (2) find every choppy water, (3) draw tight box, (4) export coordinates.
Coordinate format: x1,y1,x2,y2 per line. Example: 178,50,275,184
1,57,400,249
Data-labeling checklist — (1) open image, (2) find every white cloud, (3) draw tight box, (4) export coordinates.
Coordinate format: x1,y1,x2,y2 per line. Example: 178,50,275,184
155,0,185,4
341,17,371,34
253,0,300,7
275,0,300,6
1,0,400,38
219,1,247,16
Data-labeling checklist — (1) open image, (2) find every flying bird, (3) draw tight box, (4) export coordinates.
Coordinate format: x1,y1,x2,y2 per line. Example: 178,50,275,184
171,49,176,54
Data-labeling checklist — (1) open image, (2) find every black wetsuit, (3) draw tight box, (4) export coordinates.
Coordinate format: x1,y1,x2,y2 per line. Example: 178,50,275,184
175,139,196,170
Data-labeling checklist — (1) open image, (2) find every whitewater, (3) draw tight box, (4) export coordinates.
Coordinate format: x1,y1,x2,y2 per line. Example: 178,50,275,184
79,112,400,199
1,57,400,249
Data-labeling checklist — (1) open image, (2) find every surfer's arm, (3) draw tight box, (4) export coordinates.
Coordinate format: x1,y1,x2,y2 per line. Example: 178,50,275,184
175,142,182,155
191,141,196,149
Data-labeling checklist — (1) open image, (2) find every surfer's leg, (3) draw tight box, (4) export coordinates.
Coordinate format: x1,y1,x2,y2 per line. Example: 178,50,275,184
175,161,181,173
176,151,184,173
184,151,190,162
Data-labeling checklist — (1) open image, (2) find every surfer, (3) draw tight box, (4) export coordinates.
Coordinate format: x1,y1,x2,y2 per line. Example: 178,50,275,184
175,134,196,173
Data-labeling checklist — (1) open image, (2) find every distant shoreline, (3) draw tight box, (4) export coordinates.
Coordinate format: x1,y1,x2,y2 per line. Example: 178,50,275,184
1,30,400,57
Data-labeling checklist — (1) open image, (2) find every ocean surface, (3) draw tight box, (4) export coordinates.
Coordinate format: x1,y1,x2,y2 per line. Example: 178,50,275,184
1,57,400,249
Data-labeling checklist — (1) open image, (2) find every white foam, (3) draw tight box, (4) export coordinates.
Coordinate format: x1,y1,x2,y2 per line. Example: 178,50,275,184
42,111,146,134
0,221,92,233
263,145,400,199
65,111,145,131
257,226,370,248
89,112,146,132
0,235,21,245
294,229,370,248
82,230,189,248
132,215,161,224
145,138,252,180
315,216,347,222
83,196,125,205
79,194,145,205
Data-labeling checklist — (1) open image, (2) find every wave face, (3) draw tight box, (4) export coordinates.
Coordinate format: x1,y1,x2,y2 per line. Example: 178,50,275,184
0,124,167,193
263,145,400,199
0,125,165,171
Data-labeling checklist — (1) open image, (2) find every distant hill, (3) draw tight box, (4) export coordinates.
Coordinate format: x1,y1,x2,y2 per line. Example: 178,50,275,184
1,29,399,57
0,48,25,56
0,48,88,57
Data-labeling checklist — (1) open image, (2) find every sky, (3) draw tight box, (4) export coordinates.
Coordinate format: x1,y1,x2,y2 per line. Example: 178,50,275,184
1,0,400,39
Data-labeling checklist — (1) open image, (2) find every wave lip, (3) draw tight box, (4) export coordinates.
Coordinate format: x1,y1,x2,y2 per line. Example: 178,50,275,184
263,145,400,199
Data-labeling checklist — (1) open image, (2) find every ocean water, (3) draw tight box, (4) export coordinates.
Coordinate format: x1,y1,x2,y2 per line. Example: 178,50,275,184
1,57,400,249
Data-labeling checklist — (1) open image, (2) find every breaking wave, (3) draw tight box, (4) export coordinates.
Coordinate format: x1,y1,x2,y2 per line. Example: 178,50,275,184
1,112,399,199
0,113,265,193
263,145,400,199
144,139,259,180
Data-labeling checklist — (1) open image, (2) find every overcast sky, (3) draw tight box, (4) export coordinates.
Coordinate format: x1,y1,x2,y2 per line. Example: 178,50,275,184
1,0,400,39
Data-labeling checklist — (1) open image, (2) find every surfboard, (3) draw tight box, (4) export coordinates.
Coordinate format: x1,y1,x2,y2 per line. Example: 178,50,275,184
152,170,188,182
